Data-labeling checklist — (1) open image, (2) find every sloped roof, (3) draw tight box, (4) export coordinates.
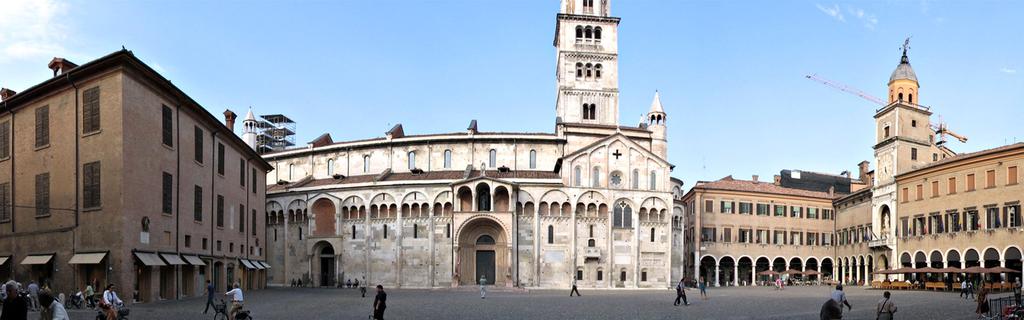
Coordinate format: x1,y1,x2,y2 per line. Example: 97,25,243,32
268,170,560,193
691,175,837,200
897,142,1024,178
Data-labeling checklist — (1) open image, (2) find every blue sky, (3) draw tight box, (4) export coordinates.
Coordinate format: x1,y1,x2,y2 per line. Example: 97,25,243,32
2,0,1021,190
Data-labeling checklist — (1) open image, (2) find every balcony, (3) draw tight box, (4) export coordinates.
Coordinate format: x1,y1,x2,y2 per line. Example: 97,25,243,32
868,237,894,249
583,247,601,260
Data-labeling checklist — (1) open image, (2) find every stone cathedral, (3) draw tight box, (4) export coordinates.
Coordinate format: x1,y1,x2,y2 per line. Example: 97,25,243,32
259,0,682,289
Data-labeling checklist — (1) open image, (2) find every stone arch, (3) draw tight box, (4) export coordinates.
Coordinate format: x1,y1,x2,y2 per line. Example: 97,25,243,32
929,250,944,268
493,186,510,212
719,256,736,286
311,198,337,237
311,240,337,287
475,182,492,211
457,186,473,212
964,248,980,267
341,195,366,220
455,215,511,286
946,249,962,268
821,257,834,278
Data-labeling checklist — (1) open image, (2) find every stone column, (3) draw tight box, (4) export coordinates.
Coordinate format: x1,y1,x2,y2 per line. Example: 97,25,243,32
428,204,436,287
714,265,720,287
733,264,739,286
750,266,755,286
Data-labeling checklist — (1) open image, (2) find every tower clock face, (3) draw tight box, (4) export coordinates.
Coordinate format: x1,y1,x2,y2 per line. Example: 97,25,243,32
879,153,894,180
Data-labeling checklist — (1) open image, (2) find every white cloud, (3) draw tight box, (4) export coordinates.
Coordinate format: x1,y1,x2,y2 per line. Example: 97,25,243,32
1001,68,1018,74
846,6,878,30
0,0,70,62
816,4,845,22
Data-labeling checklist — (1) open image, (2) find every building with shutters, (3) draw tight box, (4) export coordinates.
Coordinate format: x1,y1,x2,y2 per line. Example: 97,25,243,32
260,0,681,289
0,50,273,302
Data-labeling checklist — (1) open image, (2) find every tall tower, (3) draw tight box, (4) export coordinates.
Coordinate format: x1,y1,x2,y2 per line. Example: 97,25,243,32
647,91,667,159
554,0,620,125
241,108,258,150
871,39,935,252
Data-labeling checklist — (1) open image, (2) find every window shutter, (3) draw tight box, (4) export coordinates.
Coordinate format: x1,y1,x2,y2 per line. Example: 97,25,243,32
83,87,101,133
162,172,173,214
0,122,9,159
194,186,203,221
36,106,49,147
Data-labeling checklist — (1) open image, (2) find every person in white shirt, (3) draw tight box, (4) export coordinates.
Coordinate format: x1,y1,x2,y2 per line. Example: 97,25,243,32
225,282,244,319
40,291,70,320
101,283,122,320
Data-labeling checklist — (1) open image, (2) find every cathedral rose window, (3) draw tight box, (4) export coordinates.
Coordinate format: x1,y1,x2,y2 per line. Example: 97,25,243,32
610,171,622,187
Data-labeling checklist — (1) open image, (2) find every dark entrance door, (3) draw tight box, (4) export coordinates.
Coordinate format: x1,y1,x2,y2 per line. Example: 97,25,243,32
476,250,495,284
320,246,335,287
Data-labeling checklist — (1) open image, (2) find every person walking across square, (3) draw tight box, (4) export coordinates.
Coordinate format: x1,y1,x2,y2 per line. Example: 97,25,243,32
203,280,215,314
569,277,580,297
372,285,387,320
876,291,897,320
699,277,708,300
479,275,487,299
674,278,689,306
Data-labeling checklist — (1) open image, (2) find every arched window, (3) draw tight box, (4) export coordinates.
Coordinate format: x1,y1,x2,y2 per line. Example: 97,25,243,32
589,224,594,237
575,26,583,39
650,228,656,242
582,104,590,120
595,64,602,78
351,225,356,239
488,149,496,168
547,225,554,244
574,166,582,186
363,155,370,173
613,202,632,228
443,149,452,169
620,270,626,282
446,223,451,238
383,224,388,239
477,234,495,244
288,164,294,180
631,169,640,189
588,239,595,247
908,93,913,104
585,63,593,78
476,184,491,211
413,223,418,238
589,104,597,120
529,150,537,169
592,166,601,187
649,170,657,190
597,269,604,281
594,27,602,40
327,159,334,175
576,63,583,78
585,26,592,39
407,151,416,170
898,92,904,101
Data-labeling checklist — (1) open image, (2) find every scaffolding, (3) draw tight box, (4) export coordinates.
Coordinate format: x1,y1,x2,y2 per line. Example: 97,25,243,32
256,114,296,154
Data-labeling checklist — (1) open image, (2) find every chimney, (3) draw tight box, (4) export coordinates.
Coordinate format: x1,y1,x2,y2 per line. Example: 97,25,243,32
223,109,238,132
48,58,78,77
773,175,781,186
751,175,759,182
0,88,16,101
858,161,870,182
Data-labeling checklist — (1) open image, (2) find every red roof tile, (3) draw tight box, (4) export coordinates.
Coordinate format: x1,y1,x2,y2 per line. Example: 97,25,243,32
691,176,837,200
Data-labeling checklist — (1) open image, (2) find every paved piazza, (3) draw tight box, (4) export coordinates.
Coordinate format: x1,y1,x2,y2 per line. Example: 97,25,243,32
46,285,999,319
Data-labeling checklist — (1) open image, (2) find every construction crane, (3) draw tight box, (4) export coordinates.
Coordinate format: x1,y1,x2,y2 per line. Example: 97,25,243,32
806,73,968,145
805,74,887,106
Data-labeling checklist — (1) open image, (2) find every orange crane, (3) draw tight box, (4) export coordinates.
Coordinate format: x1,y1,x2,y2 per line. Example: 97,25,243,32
805,73,967,144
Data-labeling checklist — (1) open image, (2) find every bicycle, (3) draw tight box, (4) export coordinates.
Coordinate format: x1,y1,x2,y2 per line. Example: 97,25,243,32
213,299,252,320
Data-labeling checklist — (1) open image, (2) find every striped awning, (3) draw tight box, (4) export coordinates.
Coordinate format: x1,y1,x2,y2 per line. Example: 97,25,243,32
68,252,107,265
251,261,265,270
259,261,271,269
134,252,166,266
20,254,53,265
160,253,187,265
182,255,205,266
239,259,256,270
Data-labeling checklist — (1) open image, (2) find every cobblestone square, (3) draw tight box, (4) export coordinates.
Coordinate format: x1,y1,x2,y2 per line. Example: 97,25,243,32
51,285,1000,319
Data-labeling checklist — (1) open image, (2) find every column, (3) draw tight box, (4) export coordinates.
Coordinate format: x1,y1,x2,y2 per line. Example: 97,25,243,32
750,266,755,286
733,264,739,286
396,204,403,288
801,263,806,285
428,204,435,287
571,203,577,287
714,265,720,287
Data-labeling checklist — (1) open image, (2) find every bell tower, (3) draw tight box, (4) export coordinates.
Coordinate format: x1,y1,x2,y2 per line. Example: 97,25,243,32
554,0,620,126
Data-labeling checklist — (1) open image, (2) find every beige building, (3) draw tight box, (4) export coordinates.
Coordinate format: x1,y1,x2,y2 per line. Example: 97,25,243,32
262,0,679,290
0,51,272,302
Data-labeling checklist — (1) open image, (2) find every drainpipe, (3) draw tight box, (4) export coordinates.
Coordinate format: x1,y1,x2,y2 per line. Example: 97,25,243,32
174,102,181,299
210,131,217,289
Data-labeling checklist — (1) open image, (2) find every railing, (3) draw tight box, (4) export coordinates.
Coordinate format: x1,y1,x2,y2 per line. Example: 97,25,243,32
868,237,894,248
583,247,601,259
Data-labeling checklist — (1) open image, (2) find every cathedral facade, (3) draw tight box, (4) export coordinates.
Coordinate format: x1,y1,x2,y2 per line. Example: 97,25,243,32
260,0,681,289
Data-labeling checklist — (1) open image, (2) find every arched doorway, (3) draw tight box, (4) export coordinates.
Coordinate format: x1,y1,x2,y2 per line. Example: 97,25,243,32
719,256,735,286
314,242,336,287
821,258,833,281
738,257,753,286
755,257,770,285
699,256,716,284
457,217,508,286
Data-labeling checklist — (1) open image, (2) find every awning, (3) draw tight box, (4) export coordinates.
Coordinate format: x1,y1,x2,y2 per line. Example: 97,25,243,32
134,252,166,267
258,261,271,269
20,254,53,265
68,252,107,265
239,259,256,270
251,261,265,270
160,253,187,265
182,255,205,266
0,256,9,265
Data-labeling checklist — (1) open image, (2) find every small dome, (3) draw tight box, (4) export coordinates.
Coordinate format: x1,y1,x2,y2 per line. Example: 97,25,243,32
889,53,918,83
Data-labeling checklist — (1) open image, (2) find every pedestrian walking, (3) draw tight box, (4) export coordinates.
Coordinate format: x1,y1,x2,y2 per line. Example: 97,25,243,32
698,277,708,300
1,282,28,320
966,281,975,300
831,284,852,316
479,275,487,299
1013,278,1021,306
569,277,580,297
359,277,367,298
27,281,39,311
673,278,689,306
372,285,387,320
40,291,70,320
975,286,990,318
876,291,897,320
960,279,969,299
203,280,215,314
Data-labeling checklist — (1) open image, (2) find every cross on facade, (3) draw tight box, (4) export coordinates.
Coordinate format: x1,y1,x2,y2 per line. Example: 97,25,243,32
612,149,622,159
